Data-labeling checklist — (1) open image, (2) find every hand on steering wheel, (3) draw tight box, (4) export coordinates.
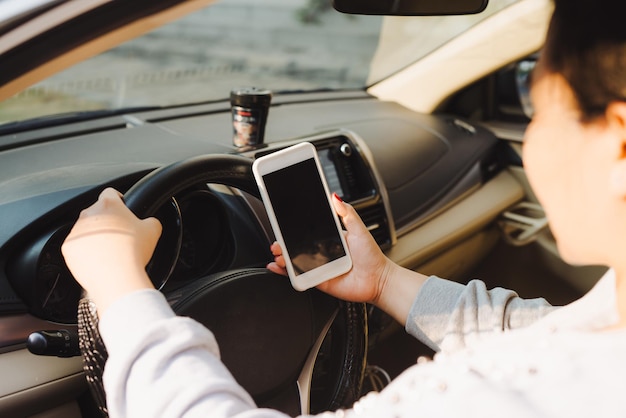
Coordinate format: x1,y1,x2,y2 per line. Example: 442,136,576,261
61,187,161,315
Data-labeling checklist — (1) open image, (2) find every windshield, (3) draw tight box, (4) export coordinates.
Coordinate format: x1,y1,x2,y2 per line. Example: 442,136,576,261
0,0,520,126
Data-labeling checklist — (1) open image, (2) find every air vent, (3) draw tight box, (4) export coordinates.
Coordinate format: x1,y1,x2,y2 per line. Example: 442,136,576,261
357,203,391,248
336,157,357,191
447,118,476,135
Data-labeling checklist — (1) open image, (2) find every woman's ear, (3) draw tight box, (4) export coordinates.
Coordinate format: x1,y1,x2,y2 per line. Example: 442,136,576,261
605,102,626,142
606,102,626,197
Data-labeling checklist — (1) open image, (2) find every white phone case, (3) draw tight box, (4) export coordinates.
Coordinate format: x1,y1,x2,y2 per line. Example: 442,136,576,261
252,142,352,291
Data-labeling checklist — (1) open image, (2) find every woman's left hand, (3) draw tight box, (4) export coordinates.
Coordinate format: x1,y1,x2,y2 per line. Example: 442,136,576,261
61,187,162,314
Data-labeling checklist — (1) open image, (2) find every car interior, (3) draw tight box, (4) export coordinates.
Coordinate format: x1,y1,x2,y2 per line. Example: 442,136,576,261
0,0,609,417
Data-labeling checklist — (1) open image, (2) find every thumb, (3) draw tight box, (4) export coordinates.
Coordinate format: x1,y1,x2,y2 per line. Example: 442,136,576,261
141,216,163,244
332,193,368,235
137,216,163,264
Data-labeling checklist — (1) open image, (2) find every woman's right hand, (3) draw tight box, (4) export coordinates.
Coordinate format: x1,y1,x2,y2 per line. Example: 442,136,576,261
268,194,428,324
267,194,393,306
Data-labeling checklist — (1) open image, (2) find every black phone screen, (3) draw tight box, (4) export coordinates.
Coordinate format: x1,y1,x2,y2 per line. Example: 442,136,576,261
263,157,346,275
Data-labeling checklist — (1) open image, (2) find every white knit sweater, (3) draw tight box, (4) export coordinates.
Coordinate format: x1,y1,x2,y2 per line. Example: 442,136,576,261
99,270,621,418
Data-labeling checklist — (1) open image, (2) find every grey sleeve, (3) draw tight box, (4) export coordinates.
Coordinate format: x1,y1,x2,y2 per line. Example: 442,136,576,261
405,276,557,353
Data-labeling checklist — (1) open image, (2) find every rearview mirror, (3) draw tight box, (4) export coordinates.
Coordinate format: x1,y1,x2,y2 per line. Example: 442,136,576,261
332,0,488,16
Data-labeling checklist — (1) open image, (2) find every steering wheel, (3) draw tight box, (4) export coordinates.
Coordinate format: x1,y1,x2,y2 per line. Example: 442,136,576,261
80,154,367,416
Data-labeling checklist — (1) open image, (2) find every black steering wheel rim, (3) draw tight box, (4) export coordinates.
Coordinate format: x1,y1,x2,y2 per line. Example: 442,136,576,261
101,153,369,415
123,154,259,289
124,154,260,216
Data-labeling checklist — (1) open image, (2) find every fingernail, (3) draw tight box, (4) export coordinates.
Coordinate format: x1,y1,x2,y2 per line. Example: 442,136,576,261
333,193,343,202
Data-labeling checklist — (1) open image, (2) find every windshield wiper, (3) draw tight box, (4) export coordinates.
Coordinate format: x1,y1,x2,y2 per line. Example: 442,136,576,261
0,106,161,135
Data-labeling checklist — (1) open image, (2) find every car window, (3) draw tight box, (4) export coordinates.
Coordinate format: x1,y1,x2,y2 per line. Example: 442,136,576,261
0,0,521,126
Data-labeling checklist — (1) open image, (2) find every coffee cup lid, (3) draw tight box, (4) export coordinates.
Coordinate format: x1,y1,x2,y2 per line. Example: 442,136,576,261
230,87,272,106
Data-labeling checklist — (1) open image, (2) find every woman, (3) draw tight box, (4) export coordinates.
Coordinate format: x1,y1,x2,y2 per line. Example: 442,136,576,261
62,0,626,416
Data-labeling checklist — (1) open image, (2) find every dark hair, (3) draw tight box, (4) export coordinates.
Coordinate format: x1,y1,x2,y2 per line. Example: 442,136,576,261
543,0,626,120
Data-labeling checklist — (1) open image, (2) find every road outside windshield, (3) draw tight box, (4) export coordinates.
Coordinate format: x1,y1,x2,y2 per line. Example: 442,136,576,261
0,0,519,126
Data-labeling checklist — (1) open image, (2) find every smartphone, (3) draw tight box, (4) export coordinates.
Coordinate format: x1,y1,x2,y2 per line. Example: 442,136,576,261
252,142,352,291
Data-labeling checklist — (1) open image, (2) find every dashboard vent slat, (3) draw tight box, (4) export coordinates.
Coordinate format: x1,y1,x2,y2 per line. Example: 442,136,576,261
356,204,390,248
